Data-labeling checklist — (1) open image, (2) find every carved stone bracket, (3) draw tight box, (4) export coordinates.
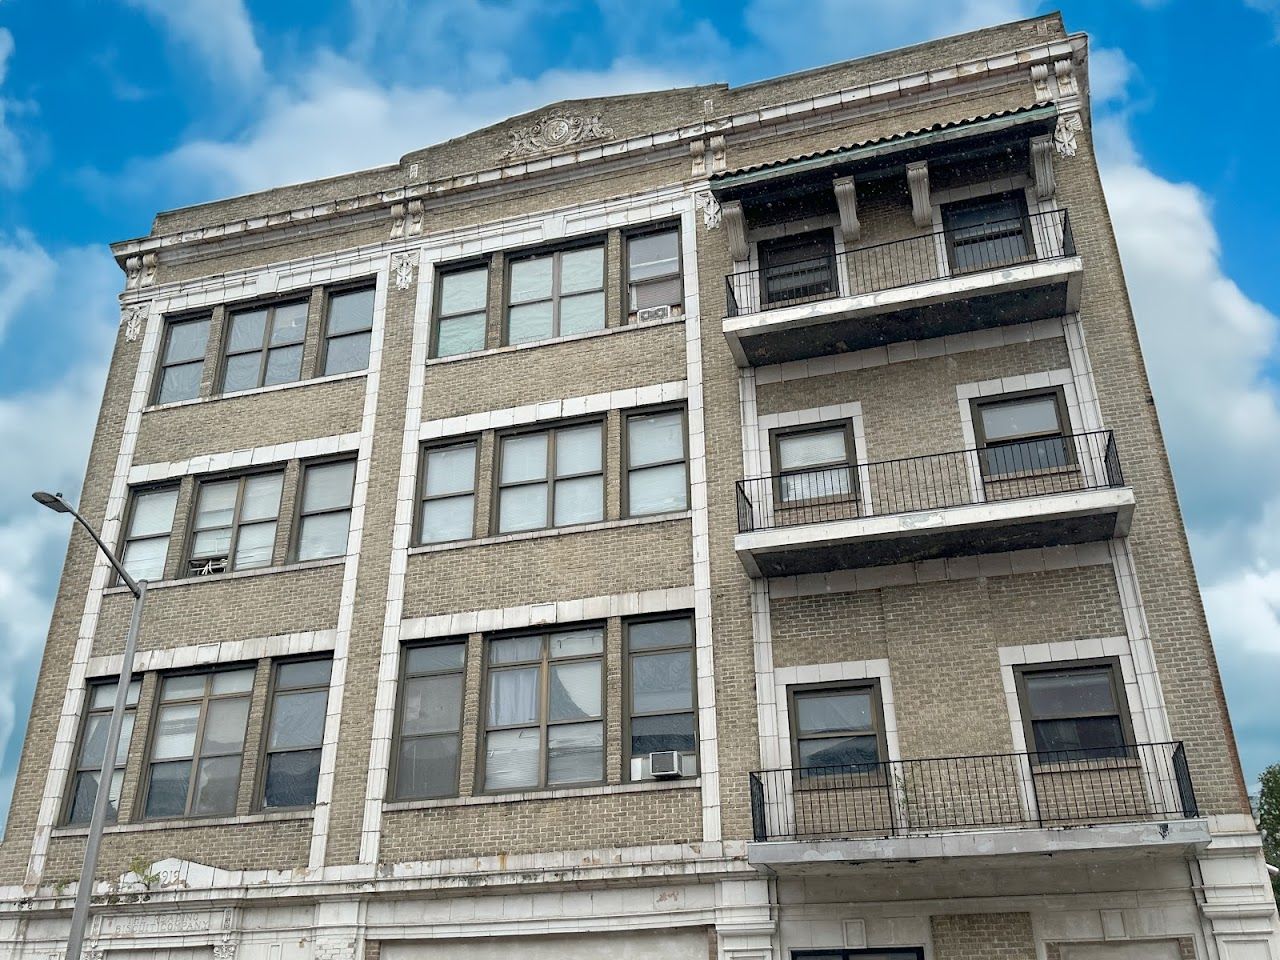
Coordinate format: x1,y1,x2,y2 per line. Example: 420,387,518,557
1030,134,1055,199
722,200,747,263
833,175,861,244
1053,113,1083,158
689,139,707,177
122,303,149,342
390,199,424,240
501,113,614,160
1054,58,1079,97
695,191,722,229
906,160,931,227
709,134,727,174
1031,63,1051,101
392,250,420,291
124,253,158,291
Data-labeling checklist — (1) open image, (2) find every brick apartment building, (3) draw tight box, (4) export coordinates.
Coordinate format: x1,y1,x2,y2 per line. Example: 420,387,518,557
1,12,1276,960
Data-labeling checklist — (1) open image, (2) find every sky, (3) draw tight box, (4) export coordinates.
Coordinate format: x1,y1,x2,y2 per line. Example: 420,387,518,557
0,0,1278,833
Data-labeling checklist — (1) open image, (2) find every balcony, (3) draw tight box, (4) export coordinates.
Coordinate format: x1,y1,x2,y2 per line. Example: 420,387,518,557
722,209,1082,366
748,742,1208,870
735,430,1133,577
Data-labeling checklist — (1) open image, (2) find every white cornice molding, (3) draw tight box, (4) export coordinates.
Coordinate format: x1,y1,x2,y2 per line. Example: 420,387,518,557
111,35,1086,268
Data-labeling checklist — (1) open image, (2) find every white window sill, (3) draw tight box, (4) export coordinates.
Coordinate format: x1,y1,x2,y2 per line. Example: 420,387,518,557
103,556,346,595
408,511,691,555
144,368,368,413
424,312,685,366
52,807,313,837
383,776,701,812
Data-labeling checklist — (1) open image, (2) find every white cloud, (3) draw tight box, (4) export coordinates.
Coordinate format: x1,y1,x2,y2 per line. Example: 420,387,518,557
0,230,53,343
1089,47,1136,105
1244,0,1280,38
0,27,27,188
124,0,264,92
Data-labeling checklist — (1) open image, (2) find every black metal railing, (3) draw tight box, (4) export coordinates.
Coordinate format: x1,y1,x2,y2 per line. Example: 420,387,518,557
749,742,1198,842
725,208,1075,317
736,430,1123,534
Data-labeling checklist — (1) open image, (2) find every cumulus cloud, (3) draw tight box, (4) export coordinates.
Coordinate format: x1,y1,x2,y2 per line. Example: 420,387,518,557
124,0,265,92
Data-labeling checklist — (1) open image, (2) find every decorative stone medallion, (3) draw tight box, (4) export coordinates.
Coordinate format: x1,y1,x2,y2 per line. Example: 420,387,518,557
1054,112,1083,158
502,114,614,159
392,250,420,291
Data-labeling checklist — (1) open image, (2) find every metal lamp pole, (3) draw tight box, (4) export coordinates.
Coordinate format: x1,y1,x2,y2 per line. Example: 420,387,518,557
32,491,148,960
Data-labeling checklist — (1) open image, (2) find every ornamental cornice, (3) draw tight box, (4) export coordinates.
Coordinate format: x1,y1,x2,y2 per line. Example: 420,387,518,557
110,34,1085,270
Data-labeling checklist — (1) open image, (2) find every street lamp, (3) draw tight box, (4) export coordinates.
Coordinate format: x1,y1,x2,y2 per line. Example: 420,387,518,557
32,491,148,960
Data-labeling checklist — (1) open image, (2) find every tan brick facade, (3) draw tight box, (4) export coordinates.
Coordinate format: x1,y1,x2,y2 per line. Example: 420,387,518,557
1,12,1275,960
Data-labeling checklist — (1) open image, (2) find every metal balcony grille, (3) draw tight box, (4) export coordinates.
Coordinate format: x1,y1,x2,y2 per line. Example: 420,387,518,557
735,430,1123,534
749,742,1199,842
725,208,1075,317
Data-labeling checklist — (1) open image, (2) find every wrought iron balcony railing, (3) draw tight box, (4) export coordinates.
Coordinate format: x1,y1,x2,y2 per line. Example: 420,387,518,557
725,208,1075,318
735,430,1123,534
749,742,1199,843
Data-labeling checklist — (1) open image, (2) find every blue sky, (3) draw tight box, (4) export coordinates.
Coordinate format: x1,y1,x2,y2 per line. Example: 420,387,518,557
1,0,1279,832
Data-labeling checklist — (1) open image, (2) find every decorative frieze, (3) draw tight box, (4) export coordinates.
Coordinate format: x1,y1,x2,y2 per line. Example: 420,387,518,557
392,250,419,291
501,113,614,159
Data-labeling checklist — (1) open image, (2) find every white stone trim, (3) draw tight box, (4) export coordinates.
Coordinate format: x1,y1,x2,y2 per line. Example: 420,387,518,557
423,312,684,365
756,403,870,515
772,659,900,771
399,585,695,641
418,380,688,442
384,776,700,812
755,316,1063,385
84,629,338,679
127,432,363,484
408,511,690,555
768,540,1114,599
101,556,344,594
142,367,368,413
306,261,389,867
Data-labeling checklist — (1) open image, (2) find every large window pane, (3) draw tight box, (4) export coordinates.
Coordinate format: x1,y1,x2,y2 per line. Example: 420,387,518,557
795,691,873,735
628,618,692,651
407,644,466,673
498,484,547,533
222,353,260,393
202,698,250,754
395,736,459,800
628,411,684,467
122,536,169,582
627,410,688,517
421,498,474,543
629,231,678,281
156,362,203,405
628,463,687,515
488,667,540,726
327,287,374,336
547,722,602,785
144,761,191,818
500,433,547,483
263,344,303,385
631,651,692,713
508,302,553,344
553,475,602,525
631,713,695,755
424,445,476,496
1025,671,1116,716
510,257,553,303
558,292,604,334
440,269,487,314
436,314,486,356
555,424,601,475
262,657,330,808
778,429,846,470
227,310,267,352
485,728,540,790
271,302,308,344
559,247,603,293
166,318,210,363
264,750,322,807
798,735,879,769
190,754,241,815
268,690,328,749
549,660,601,720
980,397,1061,442
401,675,462,735
152,703,200,760
297,511,350,560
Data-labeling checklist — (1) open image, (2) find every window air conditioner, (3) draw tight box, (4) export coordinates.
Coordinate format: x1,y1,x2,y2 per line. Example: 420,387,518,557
648,750,683,779
636,304,672,323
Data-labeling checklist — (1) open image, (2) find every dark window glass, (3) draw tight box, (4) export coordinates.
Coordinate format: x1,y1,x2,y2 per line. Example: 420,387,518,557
143,668,254,819
65,679,141,825
394,642,466,800
1019,664,1130,759
261,658,331,808
626,616,697,780
792,685,883,774
974,391,1071,475
759,230,835,305
943,191,1031,272
322,286,375,375
155,316,210,404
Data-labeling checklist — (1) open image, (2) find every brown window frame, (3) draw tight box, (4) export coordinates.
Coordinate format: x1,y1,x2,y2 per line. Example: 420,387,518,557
430,260,491,359
151,312,211,405
61,676,142,826
623,223,684,319
941,189,1033,274
292,456,357,562
184,468,285,577
477,626,606,794
622,405,691,518
138,665,256,822
415,437,480,545
623,614,698,782
787,681,888,778
317,281,376,377
491,418,605,535
117,483,180,585
970,387,1075,478
389,639,468,801
503,238,606,345
768,420,857,506
1013,657,1136,763
219,296,310,393
255,656,333,811
757,228,837,307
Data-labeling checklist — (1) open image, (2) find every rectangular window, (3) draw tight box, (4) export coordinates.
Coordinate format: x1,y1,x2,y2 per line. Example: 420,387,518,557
154,315,210,404
143,667,254,819
625,408,688,516
121,485,179,583
482,627,604,791
772,422,855,504
321,286,375,375
187,471,283,576
64,678,141,825
221,299,308,392
758,230,836,306
433,265,488,357
295,459,356,561
626,228,681,316
418,440,477,544
260,658,331,808
790,683,885,774
393,641,466,800
626,616,697,780
506,244,605,344
1016,661,1132,760
972,389,1072,476
943,190,1031,273
495,422,603,533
